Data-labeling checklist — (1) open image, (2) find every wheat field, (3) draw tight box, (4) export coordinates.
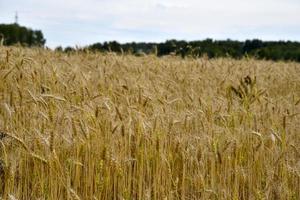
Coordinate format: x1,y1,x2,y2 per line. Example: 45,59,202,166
0,47,299,200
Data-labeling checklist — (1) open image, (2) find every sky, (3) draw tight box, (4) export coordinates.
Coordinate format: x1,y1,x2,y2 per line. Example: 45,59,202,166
0,0,300,48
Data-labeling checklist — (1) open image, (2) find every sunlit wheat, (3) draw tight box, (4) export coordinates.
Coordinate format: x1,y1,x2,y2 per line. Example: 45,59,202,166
0,46,299,199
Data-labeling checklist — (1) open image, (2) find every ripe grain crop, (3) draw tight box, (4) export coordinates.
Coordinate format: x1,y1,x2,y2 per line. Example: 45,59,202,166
0,47,299,199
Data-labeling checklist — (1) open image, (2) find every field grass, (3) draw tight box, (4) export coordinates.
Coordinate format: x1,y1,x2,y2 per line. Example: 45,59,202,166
0,47,299,199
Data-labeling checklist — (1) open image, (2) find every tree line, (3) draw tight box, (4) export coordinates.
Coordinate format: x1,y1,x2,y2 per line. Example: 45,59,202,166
1,23,300,62
0,23,46,46
82,39,300,62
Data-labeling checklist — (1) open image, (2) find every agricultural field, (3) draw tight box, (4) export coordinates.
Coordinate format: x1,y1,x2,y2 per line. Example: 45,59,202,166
0,47,299,199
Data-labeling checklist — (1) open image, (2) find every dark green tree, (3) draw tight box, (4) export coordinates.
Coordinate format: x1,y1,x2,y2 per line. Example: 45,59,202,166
0,23,46,46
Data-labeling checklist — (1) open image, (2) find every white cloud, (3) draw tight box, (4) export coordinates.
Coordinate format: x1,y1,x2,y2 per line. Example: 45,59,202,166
0,0,299,47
